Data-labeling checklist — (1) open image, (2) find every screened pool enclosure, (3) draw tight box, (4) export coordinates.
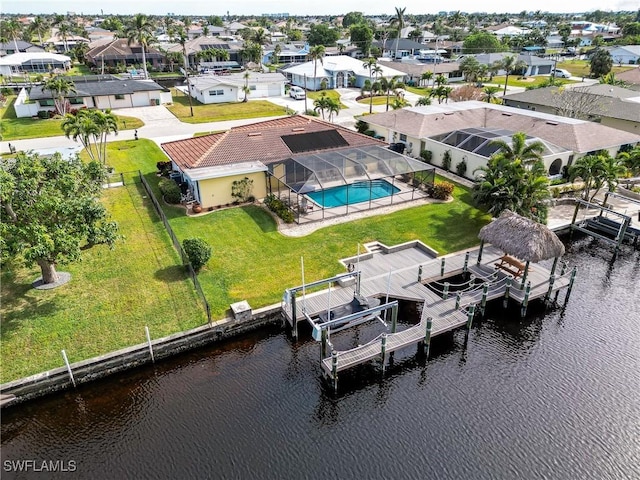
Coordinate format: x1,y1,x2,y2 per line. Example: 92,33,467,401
267,145,435,224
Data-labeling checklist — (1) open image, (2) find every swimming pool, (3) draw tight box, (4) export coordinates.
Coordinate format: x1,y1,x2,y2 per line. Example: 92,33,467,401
307,180,400,208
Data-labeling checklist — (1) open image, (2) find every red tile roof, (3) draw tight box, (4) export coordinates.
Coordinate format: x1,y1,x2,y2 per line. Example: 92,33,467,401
162,115,383,170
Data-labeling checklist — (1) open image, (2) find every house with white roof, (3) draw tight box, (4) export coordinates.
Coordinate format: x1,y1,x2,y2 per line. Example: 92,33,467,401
0,52,71,76
187,72,287,104
282,55,406,90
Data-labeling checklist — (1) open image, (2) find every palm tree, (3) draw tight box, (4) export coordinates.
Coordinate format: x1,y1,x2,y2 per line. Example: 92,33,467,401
308,45,326,91
171,27,193,117
363,57,378,114
617,146,640,176
499,54,527,95
61,109,118,165
569,154,608,201
601,153,627,194
313,92,331,120
272,43,282,64
56,21,72,53
483,85,501,103
242,71,251,102
379,75,404,111
43,76,76,115
390,7,406,60
124,14,155,80
2,19,22,53
30,16,49,46
420,70,433,87
94,110,119,164
490,131,544,164
415,96,431,106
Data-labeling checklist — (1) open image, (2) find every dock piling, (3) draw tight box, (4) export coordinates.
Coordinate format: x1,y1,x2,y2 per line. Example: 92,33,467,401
480,283,489,315
331,351,338,392
145,326,155,363
564,267,577,308
466,304,476,330
554,262,567,303
463,252,470,273
503,277,512,308
520,281,531,317
440,258,446,277
455,291,462,310
442,282,450,300
545,274,556,305
423,317,433,358
381,334,388,373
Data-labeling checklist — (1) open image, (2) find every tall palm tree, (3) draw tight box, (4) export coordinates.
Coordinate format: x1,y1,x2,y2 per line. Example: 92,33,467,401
617,146,640,176
363,57,378,114
124,14,155,80
569,153,608,201
420,70,433,87
56,21,72,53
379,75,404,111
390,7,406,60
171,27,193,117
30,16,49,46
483,85,501,103
43,76,76,115
499,54,527,95
2,19,22,53
242,71,251,102
94,110,119,164
489,131,544,164
308,45,326,91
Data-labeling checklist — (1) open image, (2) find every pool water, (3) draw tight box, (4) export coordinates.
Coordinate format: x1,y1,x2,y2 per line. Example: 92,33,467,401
307,180,400,208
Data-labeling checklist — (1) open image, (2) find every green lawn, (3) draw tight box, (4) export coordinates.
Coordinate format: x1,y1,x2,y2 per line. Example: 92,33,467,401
166,88,288,123
488,75,577,89
306,90,348,109
0,96,144,141
405,86,432,95
556,59,635,78
357,95,392,106
1,139,490,381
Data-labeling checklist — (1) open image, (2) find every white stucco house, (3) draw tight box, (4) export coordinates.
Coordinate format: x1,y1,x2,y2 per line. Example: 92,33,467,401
186,72,287,104
282,55,406,90
606,45,640,65
0,52,71,76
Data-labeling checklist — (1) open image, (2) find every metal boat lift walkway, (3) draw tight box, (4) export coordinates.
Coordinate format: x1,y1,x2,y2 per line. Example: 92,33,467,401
281,240,574,390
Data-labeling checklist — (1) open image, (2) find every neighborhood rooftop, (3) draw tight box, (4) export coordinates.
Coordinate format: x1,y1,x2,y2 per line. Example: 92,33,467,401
161,115,383,170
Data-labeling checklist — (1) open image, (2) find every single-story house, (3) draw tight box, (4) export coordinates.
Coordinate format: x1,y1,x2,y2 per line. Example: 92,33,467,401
605,45,640,65
474,52,555,77
372,39,426,59
615,67,640,91
282,55,406,90
378,59,464,85
503,84,640,134
0,41,44,56
160,115,434,217
187,72,287,103
362,101,640,179
85,39,166,72
0,52,71,76
166,37,244,69
14,75,172,117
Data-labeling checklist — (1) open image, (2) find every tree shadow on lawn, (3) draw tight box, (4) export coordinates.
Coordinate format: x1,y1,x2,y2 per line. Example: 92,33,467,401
241,205,277,233
154,265,190,283
430,202,490,251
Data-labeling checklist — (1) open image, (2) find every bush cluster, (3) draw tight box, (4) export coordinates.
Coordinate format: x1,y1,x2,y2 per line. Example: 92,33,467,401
156,161,172,176
159,178,181,204
264,194,295,223
182,238,212,272
431,181,455,200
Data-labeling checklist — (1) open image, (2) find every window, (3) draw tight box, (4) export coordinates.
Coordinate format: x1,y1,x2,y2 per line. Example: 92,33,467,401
249,85,256,91
209,90,224,96
40,99,55,106
399,134,407,142
115,94,125,100
70,97,84,105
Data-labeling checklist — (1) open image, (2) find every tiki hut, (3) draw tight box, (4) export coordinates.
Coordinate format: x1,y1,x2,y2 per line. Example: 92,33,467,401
477,210,565,285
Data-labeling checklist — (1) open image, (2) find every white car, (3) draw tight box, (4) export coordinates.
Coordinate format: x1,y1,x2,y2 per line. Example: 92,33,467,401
289,86,306,100
551,69,571,78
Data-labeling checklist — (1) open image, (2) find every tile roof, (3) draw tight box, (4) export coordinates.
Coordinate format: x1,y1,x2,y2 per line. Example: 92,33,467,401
364,101,640,154
162,115,383,170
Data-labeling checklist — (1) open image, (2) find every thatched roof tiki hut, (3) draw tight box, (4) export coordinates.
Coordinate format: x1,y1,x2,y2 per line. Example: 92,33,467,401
477,210,566,287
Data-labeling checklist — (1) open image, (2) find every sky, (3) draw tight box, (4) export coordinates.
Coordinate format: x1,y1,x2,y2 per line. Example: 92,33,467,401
2,0,638,17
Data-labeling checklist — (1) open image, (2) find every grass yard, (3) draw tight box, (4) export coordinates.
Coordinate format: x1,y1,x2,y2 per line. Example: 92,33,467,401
0,177,206,383
166,88,288,123
488,76,576,89
306,90,348,109
556,59,635,78
163,181,490,318
405,86,432,95
0,96,144,141
357,95,392,106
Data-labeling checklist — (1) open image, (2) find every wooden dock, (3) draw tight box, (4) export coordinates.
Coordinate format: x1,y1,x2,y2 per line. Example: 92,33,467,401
281,240,574,389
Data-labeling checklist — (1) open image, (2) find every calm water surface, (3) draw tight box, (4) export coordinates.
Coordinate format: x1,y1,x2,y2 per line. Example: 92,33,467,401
2,238,639,480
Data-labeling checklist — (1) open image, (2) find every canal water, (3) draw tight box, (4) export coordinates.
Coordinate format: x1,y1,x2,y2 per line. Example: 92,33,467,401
2,238,639,480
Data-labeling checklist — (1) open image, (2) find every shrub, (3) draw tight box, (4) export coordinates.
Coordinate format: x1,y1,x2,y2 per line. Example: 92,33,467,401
442,150,452,171
182,238,212,272
455,159,467,177
431,181,454,200
37,110,49,119
355,119,369,133
231,176,254,203
420,150,433,163
156,161,172,175
264,194,295,223
158,178,181,204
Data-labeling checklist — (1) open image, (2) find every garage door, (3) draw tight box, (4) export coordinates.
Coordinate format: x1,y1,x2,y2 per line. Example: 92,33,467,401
268,83,282,96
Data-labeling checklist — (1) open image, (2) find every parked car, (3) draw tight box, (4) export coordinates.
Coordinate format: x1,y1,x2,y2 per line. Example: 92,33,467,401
289,86,306,100
551,68,571,78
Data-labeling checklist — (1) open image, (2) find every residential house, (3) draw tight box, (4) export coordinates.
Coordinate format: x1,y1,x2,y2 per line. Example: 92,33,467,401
378,60,463,85
474,52,555,76
166,36,244,69
0,41,44,56
362,101,639,179
372,39,426,60
186,72,286,104
160,115,407,209
502,84,640,134
616,67,640,91
0,52,71,76
45,33,90,54
606,45,640,65
85,39,165,72
13,75,171,117
282,55,406,90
